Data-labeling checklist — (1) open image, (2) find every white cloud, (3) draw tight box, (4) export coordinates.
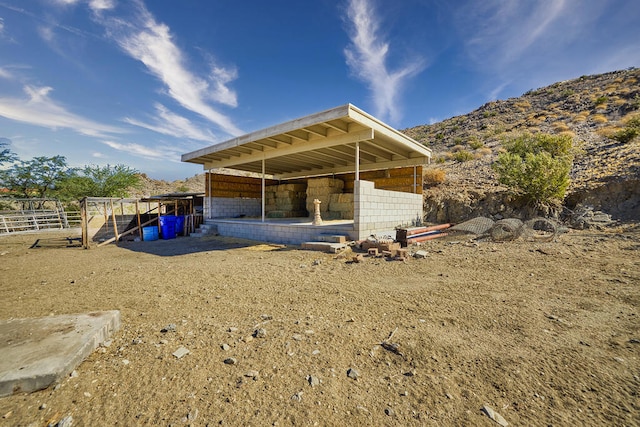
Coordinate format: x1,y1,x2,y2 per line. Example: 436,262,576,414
123,103,216,142
101,140,182,162
101,2,243,136
460,0,571,69
0,17,4,34
88,0,115,12
0,85,125,137
0,67,12,79
344,0,425,124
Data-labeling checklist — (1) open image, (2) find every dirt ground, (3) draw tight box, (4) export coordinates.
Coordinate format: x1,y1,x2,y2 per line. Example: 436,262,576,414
0,225,638,426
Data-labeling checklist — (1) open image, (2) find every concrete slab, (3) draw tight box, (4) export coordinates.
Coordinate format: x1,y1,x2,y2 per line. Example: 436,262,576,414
301,242,347,253
0,311,120,397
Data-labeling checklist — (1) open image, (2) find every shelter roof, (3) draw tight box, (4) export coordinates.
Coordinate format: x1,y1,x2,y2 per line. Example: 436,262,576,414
181,104,431,179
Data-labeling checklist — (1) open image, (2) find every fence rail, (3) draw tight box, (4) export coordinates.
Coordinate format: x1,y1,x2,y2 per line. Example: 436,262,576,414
0,198,76,235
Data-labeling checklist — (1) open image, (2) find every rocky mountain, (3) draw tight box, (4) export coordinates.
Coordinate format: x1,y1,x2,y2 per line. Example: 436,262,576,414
141,68,639,224
403,68,640,223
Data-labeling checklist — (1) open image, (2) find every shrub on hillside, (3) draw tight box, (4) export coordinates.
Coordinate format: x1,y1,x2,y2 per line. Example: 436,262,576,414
492,133,574,207
423,168,446,185
612,115,640,143
453,150,474,162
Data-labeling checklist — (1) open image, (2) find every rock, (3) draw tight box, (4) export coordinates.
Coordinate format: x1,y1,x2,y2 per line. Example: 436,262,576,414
187,409,198,421
292,334,304,341
228,327,239,333
159,339,168,345
83,392,91,398
312,349,320,355
69,370,78,378
347,368,359,380
481,404,508,426
414,250,429,259
172,347,190,359
122,359,130,365
221,343,230,351
260,314,272,320
56,415,74,427
244,370,259,378
161,324,177,333
101,340,112,348
307,375,320,387
253,328,267,338
384,407,395,416
312,259,322,266
223,357,237,365
39,403,47,410
291,391,303,402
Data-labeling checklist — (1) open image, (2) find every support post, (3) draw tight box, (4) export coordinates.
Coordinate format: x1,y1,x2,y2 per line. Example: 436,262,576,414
355,141,360,181
261,157,265,222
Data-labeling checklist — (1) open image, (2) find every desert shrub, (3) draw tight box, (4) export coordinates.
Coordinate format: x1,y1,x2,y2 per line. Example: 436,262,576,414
612,115,640,143
612,127,638,143
492,133,574,207
453,150,474,162
590,114,608,124
423,168,446,185
560,89,574,98
476,147,493,157
451,144,465,152
552,122,570,132
435,156,446,164
469,139,484,150
594,96,608,105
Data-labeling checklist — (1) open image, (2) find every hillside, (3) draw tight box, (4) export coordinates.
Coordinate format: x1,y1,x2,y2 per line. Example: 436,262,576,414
404,68,640,223
142,68,639,224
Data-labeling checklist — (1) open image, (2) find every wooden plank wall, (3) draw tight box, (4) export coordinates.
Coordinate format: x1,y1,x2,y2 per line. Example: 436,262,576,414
207,166,422,198
207,173,278,198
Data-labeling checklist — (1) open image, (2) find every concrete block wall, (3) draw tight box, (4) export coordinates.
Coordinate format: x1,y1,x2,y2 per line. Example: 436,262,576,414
208,197,261,218
213,221,354,245
354,180,422,239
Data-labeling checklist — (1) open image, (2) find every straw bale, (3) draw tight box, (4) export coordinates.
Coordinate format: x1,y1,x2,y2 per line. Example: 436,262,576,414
306,178,344,189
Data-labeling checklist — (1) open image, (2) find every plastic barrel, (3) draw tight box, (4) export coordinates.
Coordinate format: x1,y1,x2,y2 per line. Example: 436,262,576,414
175,215,185,236
142,226,159,241
159,215,177,240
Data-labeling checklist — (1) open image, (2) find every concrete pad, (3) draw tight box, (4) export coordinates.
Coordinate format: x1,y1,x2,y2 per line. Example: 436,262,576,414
0,311,120,397
301,241,347,253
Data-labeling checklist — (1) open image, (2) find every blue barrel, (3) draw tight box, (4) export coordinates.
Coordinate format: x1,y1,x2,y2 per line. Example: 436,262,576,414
175,215,185,236
142,226,158,241
159,215,177,240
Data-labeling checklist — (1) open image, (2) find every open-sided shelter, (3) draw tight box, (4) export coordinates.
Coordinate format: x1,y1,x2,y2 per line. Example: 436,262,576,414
181,104,432,243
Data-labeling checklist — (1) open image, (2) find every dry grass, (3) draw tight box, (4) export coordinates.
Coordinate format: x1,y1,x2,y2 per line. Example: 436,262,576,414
423,168,446,185
590,113,608,124
552,122,571,132
475,147,493,157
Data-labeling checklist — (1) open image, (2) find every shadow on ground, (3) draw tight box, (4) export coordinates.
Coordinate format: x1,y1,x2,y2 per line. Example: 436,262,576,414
116,235,295,256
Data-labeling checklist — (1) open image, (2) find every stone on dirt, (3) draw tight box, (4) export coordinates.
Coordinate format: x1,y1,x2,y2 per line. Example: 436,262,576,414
172,347,190,359
347,368,359,380
481,404,508,426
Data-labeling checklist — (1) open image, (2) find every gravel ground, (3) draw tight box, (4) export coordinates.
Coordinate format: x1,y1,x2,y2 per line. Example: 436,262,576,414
0,226,638,426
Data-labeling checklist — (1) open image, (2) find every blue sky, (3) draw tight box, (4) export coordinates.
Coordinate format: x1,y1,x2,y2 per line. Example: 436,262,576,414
0,0,638,181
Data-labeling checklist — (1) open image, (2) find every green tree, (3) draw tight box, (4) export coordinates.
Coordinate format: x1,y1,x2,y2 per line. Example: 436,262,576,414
492,133,574,207
56,164,141,200
0,155,70,198
0,139,17,165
